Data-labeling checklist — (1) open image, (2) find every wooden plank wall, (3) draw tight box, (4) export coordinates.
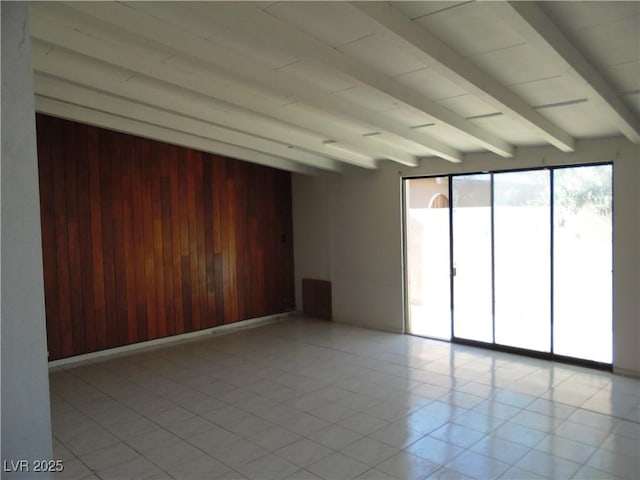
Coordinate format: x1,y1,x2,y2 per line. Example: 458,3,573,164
36,114,295,360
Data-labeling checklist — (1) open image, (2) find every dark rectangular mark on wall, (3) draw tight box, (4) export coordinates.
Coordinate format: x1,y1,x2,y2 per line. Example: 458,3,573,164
302,279,332,320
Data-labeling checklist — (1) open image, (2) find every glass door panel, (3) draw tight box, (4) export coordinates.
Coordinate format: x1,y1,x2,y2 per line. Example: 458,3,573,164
406,165,613,366
553,165,612,362
494,170,551,352
452,174,493,343
405,177,451,339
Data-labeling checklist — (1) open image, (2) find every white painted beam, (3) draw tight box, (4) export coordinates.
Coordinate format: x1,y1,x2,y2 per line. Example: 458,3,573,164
29,39,356,170
186,1,502,157
35,96,322,176
28,6,426,166
29,47,371,171
41,2,455,163
352,1,575,153
33,74,343,172
497,1,640,144
30,51,373,172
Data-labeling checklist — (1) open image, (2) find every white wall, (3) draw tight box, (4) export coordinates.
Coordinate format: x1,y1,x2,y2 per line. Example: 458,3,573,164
292,137,640,375
1,3,53,476
293,166,405,331
292,174,332,289
614,150,640,376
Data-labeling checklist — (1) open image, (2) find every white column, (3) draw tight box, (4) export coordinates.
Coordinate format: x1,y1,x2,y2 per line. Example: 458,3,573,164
1,2,53,477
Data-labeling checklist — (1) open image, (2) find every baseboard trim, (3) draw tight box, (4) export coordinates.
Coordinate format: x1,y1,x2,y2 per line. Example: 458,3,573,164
48,312,294,369
613,366,640,379
332,317,404,334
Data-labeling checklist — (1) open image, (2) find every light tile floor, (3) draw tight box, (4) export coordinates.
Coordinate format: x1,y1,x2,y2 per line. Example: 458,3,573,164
50,316,640,480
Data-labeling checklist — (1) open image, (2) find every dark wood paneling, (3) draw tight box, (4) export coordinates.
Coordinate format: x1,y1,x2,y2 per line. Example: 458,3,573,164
37,114,295,360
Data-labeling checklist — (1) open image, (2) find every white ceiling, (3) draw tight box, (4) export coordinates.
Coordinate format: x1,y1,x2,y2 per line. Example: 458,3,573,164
29,1,640,175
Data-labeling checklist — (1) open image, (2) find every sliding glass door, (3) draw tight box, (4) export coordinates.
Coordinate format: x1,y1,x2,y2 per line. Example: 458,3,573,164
451,175,493,343
404,164,612,365
493,170,551,352
405,177,451,339
553,165,612,363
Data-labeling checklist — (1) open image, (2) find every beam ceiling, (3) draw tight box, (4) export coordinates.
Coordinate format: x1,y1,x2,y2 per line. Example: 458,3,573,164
28,1,639,174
